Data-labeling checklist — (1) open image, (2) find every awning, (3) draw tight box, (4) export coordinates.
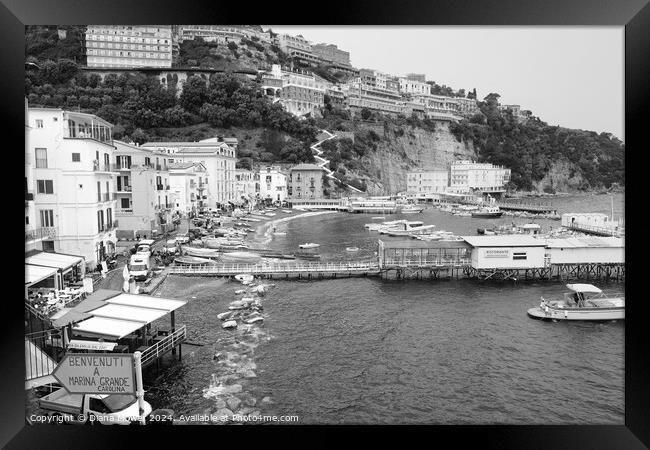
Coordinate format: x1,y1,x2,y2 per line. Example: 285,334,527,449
105,293,187,312
25,264,58,286
72,316,146,339
90,303,169,323
67,340,118,351
25,252,84,272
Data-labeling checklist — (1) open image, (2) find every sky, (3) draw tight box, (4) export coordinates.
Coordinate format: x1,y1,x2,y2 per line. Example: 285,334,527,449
265,26,624,140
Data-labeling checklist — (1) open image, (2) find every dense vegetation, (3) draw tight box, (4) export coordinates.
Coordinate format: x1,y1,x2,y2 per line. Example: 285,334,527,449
25,59,317,166
449,93,625,191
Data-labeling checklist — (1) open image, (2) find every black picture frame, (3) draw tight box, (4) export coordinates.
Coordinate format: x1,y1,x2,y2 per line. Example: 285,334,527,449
4,0,646,447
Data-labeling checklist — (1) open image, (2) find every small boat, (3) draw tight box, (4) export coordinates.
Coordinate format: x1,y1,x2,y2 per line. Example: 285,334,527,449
183,247,221,259
371,216,386,220
346,247,359,252
299,243,320,249
221,252,262,262
264,213,276,217
174,256,215,265
282,209,293,213
401,204,424,214
527,284,624,321
471,206,503,218
234,274,255,284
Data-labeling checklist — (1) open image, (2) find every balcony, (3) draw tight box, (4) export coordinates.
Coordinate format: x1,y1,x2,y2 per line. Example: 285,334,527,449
25,192,34,201
117,185,132,193
25,226,57,242
116,209,133,215
117,165,132,171
93,161,119,173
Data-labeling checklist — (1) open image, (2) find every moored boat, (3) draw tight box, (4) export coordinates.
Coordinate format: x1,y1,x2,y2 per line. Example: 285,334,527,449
174,256,215,265
346,247,359,252
527,284,624,321
299,243,320,249
401,204,425,214
471,206,503,218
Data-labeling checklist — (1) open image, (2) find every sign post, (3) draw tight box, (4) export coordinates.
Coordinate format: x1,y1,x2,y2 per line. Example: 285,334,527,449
52,353,135,394
133,351,146,425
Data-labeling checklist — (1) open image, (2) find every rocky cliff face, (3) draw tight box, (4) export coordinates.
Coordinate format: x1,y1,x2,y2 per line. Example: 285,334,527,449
347,121,476,195
531,157,588,193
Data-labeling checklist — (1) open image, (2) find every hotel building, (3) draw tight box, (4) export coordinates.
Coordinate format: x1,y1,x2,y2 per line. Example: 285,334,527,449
85,25,173,68
287,164,325,200
407,169,449,194
449,160,511,194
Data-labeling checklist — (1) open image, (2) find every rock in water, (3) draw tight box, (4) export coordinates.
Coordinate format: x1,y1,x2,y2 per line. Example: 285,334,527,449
226,397,242,411
261,396,273,405
222,320,237,329
245,317,264,325
217,312,232,320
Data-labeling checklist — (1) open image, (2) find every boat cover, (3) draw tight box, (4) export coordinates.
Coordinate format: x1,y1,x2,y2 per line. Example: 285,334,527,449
566,283,602,293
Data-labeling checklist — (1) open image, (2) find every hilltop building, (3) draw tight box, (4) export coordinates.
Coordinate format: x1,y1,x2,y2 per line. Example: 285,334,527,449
260,65,326,117
85,25,173,68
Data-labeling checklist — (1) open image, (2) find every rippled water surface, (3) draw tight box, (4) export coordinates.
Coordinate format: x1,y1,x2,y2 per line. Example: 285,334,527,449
149,193,625,424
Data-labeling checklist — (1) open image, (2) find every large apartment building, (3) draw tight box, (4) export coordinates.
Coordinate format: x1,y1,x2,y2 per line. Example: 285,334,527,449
311,43,351,67
26,108,118,269
277,34,319,65
287,164,325,200
142,140,236,207
407,169,449,194
177,25,271,44
85,25,173,68
449,160,511,194
113,141,174,237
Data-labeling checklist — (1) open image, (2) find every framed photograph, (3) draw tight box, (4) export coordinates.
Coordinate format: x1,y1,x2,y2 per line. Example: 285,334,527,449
6,0,645,447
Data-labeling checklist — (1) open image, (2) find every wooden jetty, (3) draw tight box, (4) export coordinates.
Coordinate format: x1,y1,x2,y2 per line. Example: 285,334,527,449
169,261,381,279
567,223,623,237
497,201,557,214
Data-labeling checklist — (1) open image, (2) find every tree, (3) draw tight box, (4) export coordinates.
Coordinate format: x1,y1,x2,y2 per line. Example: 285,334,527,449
360,108,372,120
130,128,148,145
179,75,209,114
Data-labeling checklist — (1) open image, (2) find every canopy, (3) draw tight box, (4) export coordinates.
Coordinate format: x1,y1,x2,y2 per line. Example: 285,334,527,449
25,252,84,272
72,316,146,339
105,293,187,312
566,284,602,294
25,264,58,286
90,303,168,323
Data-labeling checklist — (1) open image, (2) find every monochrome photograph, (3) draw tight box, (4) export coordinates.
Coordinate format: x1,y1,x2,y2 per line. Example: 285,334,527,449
23,24,626,427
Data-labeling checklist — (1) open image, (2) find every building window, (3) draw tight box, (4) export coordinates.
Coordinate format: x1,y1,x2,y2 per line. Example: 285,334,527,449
513,252,527,260
40,210,54,227
97,181,101,202
35,119,43,128
35,148,47,168
97,210,104,232
36,180,54,194
72,153,81,162
121,198,130,209
106,208,112,228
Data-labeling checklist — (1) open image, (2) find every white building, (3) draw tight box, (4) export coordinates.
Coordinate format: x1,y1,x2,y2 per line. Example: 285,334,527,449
168,162,209,215
27,108,118,269
407,169,449,194
399,77,431,96
449,160,511,194
142,141,236,207
178,25,271,44
259,166,287,203
277,34,319,64
85,25,173,68
462,235,547,270
235,169,259,203
260,65,326,117
545,237,624,265
113,141,174,238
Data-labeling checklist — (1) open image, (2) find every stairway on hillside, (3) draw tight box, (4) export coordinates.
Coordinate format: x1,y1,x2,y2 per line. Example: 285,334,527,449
310,130,363,194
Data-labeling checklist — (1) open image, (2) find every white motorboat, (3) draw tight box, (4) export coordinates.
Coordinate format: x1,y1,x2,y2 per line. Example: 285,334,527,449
234,274,255,284
527,284,624,321
401,204,425,214
183,246,221,259
346,247,359,252
299,243,320,249
387,224,437,237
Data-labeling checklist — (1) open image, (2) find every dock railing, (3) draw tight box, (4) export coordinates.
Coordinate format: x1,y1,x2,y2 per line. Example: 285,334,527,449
380,258,471,268
169,261,380,275
140,325,187,367
567,222,623,237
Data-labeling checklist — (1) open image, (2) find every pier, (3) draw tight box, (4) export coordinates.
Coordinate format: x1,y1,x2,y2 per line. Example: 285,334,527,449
169,261,381,279
566,222,623,237
496,201,558,214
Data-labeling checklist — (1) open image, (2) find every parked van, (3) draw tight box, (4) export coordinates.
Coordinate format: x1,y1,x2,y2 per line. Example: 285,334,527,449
129,254,150,281
135,239,155,258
